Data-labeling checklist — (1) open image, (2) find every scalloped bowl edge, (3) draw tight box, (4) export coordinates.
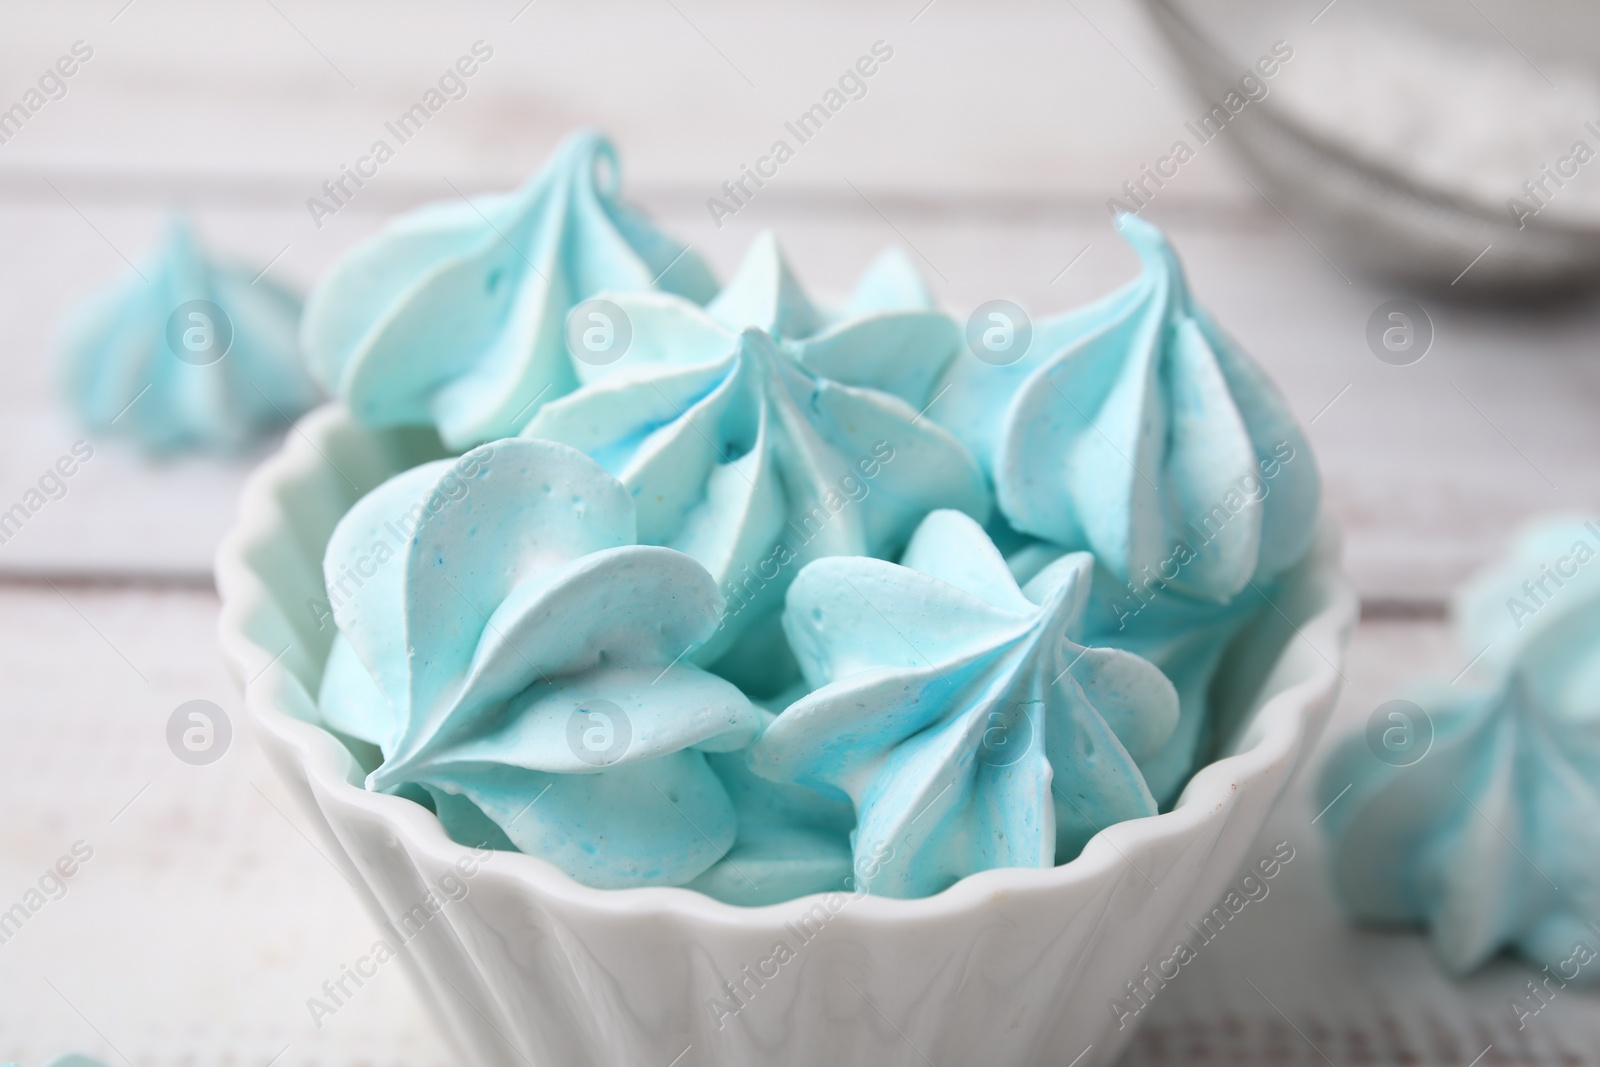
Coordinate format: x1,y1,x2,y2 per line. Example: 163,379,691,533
216,403,1358,1067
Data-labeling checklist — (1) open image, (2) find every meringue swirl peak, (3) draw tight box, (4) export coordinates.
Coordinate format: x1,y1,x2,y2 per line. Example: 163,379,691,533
316,437,761,889
1321,515,1600,980
522,233,990,680
933,212,1319,603
302,129,717,449
752,509,1179,898
62,217,318,454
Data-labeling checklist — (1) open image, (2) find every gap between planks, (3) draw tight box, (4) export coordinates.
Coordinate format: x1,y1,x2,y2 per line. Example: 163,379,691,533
0,568,1440,620
0,164,1269,227
0,569,216,594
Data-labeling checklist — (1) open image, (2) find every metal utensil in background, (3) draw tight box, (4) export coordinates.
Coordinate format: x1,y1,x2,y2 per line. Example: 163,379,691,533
1142,0,1600,294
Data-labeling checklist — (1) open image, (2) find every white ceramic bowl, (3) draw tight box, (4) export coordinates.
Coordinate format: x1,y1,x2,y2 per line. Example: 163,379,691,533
217,404,1357,1067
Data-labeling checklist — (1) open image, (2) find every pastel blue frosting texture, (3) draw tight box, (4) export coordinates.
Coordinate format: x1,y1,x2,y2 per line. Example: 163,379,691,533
1007,532,1273,808
520,232,991,685
687,703,858,906
62,219,319,453
933,212,1320,604
750,509,1179,899
302,129,717,450
315,438,762,889
1454,515,1600,683
1319,516,1600,978
304,176,1321,903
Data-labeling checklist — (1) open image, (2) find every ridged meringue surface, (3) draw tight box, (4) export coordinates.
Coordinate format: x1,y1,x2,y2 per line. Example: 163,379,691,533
1454,515,1600,691
315,437,761,888
750,509,1178,898
521,234,990,680
302,129,716,449
933,213,1319,603
1319,673,1600,978
62,219,318,453
1007,531,1272,807
687,704,858,906
1321,516,1600,979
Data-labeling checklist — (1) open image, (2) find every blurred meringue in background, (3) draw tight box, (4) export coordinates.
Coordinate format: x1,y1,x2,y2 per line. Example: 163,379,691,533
1319,515,1600,980
59,217,320,455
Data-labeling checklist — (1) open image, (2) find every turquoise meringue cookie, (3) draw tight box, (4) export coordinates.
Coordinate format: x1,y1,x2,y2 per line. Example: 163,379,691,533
845,245,940,317
1318,673,1600,980
315,437,761,889
687,704,858,906
521,233,990,685
1085,580,1271,807
932,212,1319,603
302,129,716,449
568,230,962,406
1453,515,1600,687
750,509,1178,899
61,218,319,453
1008,532,1272,807
1321,515,1600,977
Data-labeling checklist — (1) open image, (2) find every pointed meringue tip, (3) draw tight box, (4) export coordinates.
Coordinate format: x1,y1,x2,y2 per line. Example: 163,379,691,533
162,210,197,243
865,244,917,271
564,124,607,145
156,213,204,269
555,125,611,160
737,230,792,279
848,246,936,313
1029,550,1093,628
733,324,781,352
1114,209,1166,251
367,754,420,795
705,229,827,337
1113,211,1183,274
1112,208,1152,236
547,127,620,197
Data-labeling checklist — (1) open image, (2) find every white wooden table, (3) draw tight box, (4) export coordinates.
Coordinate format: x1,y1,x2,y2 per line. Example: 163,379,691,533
1,1,1595,1063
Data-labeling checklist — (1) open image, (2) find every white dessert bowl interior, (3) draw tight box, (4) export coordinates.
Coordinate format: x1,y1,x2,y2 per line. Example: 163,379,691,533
217,404,1358,1067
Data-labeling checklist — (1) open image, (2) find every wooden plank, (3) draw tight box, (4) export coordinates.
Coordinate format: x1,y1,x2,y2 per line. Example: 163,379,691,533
1126,618,1600,1065
3,2,1594,1063
0,0,1229,202
4,195,1597,603
4,0,1586,602
0,585,450,1065
3,595,1581,1063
